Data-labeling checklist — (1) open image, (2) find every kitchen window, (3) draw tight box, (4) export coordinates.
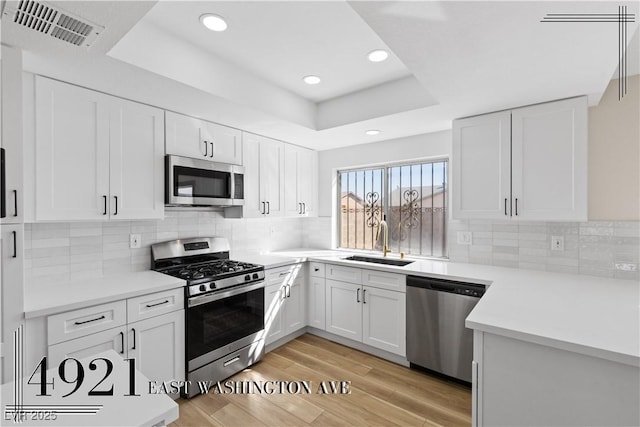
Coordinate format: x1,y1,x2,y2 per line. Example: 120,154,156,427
338,160,448,258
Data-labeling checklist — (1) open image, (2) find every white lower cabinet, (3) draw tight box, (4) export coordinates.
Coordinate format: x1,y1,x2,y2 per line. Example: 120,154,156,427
264,264,306,345
46,289,185,397
324,265,406,357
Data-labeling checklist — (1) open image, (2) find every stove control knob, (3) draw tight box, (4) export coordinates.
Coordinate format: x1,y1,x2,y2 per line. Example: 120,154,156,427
198,285,206,292
209,283,216,290
252,273,259,280
244,274,251,281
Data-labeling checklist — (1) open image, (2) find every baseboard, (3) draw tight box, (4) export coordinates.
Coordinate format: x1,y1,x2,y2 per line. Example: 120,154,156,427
265,326,410,367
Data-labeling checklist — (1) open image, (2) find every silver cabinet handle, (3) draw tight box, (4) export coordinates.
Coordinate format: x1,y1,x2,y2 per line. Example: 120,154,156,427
131,328,136,350
119,331,125,354
298,203,302,214
113,196,118,215
210,142,214,158
103,195,108,215
203,141,208,157
266,201,270,215
12,190,17,217
74,315,105,325
356,288,360,303
504,198,508,216
303,202,306,214
286,284,291,298
515,198,519,216
362,289,367,304
223,356,240,367
261,201,265,214
146,299,169,308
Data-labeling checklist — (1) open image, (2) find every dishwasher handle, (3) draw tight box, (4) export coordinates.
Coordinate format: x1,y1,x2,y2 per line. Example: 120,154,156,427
407,275,486,298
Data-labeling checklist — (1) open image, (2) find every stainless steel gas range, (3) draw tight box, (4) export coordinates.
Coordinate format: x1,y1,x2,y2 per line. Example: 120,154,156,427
151,237,265,398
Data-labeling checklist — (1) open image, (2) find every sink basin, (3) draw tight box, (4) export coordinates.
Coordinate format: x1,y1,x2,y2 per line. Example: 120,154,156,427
343,255,414,267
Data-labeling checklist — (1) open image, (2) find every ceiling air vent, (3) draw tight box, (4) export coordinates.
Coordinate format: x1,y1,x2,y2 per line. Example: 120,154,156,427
3,0,105,48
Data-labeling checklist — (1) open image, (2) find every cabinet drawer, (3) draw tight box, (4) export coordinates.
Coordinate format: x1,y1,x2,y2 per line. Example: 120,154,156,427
362,269,406,292
48,300,126,345
127,288,184,323
266,264,303,287
309,262,325,278
326,264,362,284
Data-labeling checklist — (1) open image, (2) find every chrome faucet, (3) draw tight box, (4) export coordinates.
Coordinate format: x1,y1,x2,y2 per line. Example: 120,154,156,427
376,215,390,257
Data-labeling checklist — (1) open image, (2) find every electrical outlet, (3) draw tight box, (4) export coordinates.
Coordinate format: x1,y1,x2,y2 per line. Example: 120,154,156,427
457,231,472,245
130,234,141,249
551,236,564,251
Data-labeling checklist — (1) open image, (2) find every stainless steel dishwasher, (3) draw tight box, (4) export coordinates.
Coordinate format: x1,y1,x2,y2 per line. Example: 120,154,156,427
406,275,485,383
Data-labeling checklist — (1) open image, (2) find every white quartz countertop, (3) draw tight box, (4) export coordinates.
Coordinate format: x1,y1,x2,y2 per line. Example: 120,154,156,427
270,248,640,367
24,271,186,319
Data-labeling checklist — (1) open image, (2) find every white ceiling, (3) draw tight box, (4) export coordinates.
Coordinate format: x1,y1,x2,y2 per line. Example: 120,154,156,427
142,1,412,103
2,1,639,151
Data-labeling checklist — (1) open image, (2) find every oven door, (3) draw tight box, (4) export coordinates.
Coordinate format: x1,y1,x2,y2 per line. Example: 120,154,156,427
186,281,264,371
166,155,245,206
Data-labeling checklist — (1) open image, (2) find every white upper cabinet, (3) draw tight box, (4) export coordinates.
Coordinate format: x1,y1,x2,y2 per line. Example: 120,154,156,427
1,46,24,224
109,98,165,220
284,144,318,217
165,111,242,165
452,111,511,219
511,98,587,220
242,132,285,218
452,97,587,221
35,76,164,221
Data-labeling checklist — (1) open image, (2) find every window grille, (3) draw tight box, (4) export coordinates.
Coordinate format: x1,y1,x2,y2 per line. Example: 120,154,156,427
338,160,447,258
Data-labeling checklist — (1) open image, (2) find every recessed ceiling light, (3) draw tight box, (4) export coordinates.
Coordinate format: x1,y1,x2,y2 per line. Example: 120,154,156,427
303,75,321,85
200,14,228,32
365,130,381,136
368,49,389,62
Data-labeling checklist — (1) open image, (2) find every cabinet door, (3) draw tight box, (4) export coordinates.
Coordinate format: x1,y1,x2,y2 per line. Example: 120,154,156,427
325,279,362,341
201,121,242,165
35,77,110,221
165,111,207,159
1,45,23,224
109,98,164,220
264,283,285,345
362,287,406,356
284,279,306,334
298,148,317,217
452,111,511,219
128,310,185,397
48,326,126,367
307,276,326,330
241,133,264,218
260,136,285,217
283,144,300,216
511,97,587,221
1,224,24,382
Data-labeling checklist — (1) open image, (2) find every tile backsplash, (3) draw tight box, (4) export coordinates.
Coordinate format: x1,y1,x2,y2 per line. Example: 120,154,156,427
24,210,304,284
23,213,640,283
448,220,640,281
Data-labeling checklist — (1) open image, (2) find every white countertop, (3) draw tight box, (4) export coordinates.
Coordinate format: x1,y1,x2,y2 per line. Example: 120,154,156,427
24,271,185,319
270,248,640,367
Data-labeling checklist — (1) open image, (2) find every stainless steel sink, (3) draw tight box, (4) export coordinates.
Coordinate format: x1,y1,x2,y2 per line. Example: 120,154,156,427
343,255,414,267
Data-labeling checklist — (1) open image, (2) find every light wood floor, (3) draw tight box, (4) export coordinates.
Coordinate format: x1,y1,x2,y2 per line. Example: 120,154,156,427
170,334,471,426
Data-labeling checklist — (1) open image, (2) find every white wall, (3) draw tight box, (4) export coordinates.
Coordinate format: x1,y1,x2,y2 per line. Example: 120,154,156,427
317,130,451,218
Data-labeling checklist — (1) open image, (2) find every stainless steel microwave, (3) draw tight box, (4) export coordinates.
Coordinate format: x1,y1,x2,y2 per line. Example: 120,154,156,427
165,155,244,207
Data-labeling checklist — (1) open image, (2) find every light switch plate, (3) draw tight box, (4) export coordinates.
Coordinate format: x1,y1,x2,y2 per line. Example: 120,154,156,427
457,231,472,245
130,234,141,249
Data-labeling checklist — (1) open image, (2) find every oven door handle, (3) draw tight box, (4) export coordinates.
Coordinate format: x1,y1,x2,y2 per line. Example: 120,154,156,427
188,281,265,308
